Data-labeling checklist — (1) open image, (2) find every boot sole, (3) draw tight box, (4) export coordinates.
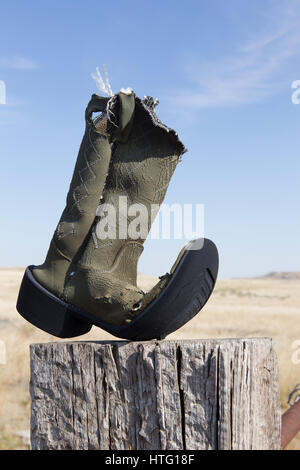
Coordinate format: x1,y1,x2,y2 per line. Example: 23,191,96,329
16,238,219,340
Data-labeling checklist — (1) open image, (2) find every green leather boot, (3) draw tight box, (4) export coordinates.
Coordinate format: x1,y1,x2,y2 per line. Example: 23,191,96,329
17,90,219,340
32,94,112,297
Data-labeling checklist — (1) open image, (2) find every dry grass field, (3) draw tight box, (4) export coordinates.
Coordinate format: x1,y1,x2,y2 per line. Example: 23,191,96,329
0,267,299,450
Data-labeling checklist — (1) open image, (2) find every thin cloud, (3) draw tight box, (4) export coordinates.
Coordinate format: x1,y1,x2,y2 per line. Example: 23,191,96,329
0,57,37,70
169,1,300,109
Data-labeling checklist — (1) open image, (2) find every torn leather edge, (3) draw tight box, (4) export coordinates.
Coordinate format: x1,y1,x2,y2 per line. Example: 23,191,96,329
103,91,187,156
138,95,187,156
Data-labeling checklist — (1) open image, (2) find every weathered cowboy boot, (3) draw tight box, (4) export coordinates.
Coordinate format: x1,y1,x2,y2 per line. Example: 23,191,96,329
17,90,219,340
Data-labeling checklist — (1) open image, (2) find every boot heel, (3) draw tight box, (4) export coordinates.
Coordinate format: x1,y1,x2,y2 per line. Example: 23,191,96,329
17,267,93,338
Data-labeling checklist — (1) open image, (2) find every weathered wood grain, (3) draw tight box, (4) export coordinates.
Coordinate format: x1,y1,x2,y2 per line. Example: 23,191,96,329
30,338,281,450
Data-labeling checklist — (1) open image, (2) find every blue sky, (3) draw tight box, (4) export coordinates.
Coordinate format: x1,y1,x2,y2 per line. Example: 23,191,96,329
0,0,299,278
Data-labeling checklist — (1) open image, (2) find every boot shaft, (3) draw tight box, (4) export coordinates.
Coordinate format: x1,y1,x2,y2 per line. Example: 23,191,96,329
33,95,113,295
54,95,112,260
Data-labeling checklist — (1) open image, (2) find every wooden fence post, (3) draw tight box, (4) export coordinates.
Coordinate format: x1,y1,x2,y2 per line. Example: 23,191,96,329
30,338,281,450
